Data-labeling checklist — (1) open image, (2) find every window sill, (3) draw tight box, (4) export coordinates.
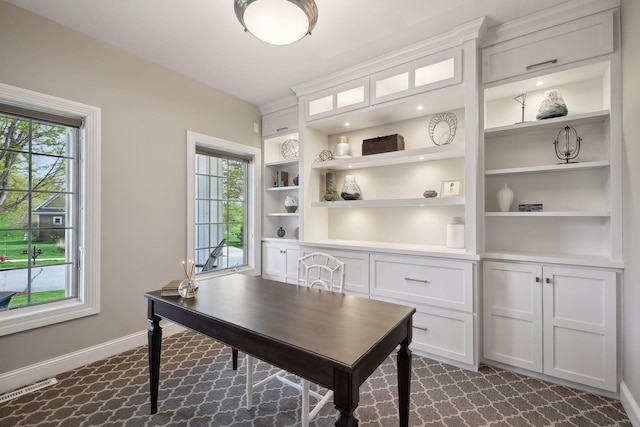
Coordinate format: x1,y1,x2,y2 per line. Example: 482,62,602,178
0,297,99,336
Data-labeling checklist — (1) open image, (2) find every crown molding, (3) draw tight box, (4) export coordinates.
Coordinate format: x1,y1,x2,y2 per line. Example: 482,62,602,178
481,0,620,47
259,96,298,116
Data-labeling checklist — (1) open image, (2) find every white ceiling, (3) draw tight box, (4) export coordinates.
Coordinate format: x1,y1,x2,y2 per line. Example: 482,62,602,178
6,0,572,110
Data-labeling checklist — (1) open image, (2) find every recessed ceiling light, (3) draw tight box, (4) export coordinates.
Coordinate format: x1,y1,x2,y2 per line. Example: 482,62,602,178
348,165,353,168
419,156,425,160
344,122,350,127
536,81,544,86
417,105,423,111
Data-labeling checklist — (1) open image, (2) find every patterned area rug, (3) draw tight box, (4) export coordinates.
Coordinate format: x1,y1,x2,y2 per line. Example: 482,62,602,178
0,330,631,426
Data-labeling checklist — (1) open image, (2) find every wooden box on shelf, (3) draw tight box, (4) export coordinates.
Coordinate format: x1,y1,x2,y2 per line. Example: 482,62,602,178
362,134,404,155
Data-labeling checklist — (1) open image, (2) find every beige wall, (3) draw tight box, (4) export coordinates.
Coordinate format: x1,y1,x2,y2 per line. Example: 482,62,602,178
0,1,261,372
621,0,640,417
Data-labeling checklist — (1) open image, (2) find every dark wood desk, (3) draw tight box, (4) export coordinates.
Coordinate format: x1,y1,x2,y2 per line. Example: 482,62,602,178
146,274,415,427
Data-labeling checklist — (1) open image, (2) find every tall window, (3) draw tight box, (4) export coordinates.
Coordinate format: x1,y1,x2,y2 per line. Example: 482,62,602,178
0,109,79,309
195,150,248,272
0,83,100,336
187,131,261,278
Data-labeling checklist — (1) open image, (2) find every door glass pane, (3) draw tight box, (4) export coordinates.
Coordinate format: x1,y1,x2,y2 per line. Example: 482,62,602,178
337,86,365,108
415,58,455,87
376,73,409,98
309,95,333,116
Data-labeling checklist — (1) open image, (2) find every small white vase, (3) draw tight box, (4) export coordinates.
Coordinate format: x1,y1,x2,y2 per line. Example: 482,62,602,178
497,184,514,212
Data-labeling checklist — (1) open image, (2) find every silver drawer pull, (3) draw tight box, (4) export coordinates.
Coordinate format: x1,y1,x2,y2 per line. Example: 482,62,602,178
404,277,430,284
414,326,429,332
525,59,558,70
276,126,289,132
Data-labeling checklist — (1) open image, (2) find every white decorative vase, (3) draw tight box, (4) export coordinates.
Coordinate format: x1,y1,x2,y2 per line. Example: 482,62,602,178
497,184,514,212
334,135,352,158
284,195,298,213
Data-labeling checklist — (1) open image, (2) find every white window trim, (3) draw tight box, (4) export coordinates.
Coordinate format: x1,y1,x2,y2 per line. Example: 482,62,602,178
0,83,101,336
186,131,261,277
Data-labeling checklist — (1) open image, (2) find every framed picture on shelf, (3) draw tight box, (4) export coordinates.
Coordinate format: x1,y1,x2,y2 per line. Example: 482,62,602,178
441,179,464,197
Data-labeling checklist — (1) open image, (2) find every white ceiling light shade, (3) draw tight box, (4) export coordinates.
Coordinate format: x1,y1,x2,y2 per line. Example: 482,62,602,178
234,0,318,45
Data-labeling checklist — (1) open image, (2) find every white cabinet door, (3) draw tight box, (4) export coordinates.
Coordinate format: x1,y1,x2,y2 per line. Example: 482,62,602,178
262,241,299,284
482,11,613,83
284,245,300,284
483,261,543,372
483,261,618,392
262,107,298,138
542,266,617,391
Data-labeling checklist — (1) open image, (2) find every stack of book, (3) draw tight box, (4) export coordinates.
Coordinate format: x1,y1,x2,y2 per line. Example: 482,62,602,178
161,280,182,297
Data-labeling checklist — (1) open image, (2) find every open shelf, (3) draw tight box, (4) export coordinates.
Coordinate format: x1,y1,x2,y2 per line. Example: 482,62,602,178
486,211,610,217
312,196,464,208
266,186,299,192
265,159,298,168
485,160,610,176
265,212,299,217
311,144,465,171
484,110,609,138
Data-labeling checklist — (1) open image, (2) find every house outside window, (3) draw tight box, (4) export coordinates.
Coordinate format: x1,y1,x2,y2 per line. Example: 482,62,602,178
0,83,100,336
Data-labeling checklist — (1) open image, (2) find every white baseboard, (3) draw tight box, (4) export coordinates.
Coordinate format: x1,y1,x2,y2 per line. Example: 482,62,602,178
621,381,640,427
0,322,186,395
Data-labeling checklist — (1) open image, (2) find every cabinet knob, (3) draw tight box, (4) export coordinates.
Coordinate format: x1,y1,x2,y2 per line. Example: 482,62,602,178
535,277,541,283
405,277,430,284
545,277,552,284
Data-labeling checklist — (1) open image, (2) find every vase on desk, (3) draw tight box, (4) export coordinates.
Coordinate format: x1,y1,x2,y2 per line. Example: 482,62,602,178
178,278,198,299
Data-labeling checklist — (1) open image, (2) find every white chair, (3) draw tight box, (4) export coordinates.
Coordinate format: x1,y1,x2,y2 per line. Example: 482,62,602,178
245,252,345,427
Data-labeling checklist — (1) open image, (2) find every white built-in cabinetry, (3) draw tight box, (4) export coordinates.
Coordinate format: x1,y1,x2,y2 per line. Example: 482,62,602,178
262,106,301,270
260,0,623,392
480,4,621,393
262,240,299,284
483,261,617,392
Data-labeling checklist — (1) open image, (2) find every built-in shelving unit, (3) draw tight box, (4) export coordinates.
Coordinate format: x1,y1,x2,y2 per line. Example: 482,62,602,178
483,59,621,267
262,106,300,241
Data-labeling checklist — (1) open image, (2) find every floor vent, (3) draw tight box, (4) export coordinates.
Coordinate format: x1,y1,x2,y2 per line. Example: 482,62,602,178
0,378,58,403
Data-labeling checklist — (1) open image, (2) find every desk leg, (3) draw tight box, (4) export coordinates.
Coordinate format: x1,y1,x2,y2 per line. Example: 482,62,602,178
147,300,162,414
232,348,238,370
333,369,358,427
397,337,412,427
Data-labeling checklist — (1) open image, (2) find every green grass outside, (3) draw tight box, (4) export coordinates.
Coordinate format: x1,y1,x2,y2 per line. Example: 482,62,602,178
8,290,66,308
0,221,63,269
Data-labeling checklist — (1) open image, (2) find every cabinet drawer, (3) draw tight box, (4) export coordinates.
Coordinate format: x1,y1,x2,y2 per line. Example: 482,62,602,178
370,254,473,312
262,107,298,138
482,12,613,83
373,295,474,365
413,307,474,365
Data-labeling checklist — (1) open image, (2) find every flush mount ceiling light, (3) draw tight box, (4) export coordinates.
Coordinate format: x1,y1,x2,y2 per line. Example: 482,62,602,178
234,0,318,45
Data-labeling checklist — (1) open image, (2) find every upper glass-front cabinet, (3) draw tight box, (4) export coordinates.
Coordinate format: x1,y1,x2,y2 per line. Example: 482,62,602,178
305,78,370,121
370,48,462,105
304,47,461,123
